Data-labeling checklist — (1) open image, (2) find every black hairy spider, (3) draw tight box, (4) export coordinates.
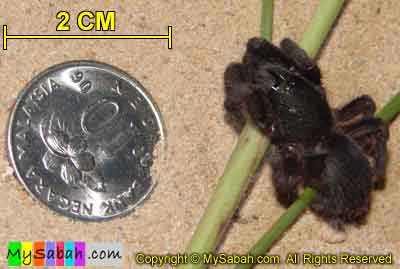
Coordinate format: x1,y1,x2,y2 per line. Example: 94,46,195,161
224,37,389,229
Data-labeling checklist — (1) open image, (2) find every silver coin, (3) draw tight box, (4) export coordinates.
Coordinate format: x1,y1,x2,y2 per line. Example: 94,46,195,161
7,61,165,220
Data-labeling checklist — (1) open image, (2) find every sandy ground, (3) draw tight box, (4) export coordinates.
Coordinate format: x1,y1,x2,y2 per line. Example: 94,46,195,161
0,0,399,268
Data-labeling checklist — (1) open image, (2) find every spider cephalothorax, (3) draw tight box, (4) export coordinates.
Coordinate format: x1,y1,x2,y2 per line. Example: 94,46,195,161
224,37,389,229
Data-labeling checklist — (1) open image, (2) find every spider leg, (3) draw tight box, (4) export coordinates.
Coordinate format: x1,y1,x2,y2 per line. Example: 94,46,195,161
335,95,376,123
244,37,322,86
247,90,275,135
340,117,389,189
224,63,251,133
224,61,276,135
270,146,302,207
244,37,289,67
280,38,322,85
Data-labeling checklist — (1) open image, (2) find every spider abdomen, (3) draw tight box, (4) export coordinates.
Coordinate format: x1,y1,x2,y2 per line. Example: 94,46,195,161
307,134,373,227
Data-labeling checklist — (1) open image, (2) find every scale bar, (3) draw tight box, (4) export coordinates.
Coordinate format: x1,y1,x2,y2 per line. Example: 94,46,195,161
3,25,172,50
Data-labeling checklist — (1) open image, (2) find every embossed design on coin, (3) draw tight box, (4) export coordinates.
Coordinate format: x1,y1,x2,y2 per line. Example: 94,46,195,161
41,113,96,189
7,61,165,220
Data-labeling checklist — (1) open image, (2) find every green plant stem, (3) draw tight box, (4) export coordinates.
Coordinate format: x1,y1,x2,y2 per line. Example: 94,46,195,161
236,188,316,269
299,0,345,58
261,0,274,41
235,92,400,269
181,2,273,269
376,92,400,123
185,121,269,265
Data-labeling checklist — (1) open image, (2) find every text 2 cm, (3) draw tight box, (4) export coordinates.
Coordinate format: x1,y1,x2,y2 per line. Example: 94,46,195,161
56,11,116,31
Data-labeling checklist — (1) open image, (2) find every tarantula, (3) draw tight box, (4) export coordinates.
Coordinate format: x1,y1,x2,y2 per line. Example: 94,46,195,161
224,37,389,229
